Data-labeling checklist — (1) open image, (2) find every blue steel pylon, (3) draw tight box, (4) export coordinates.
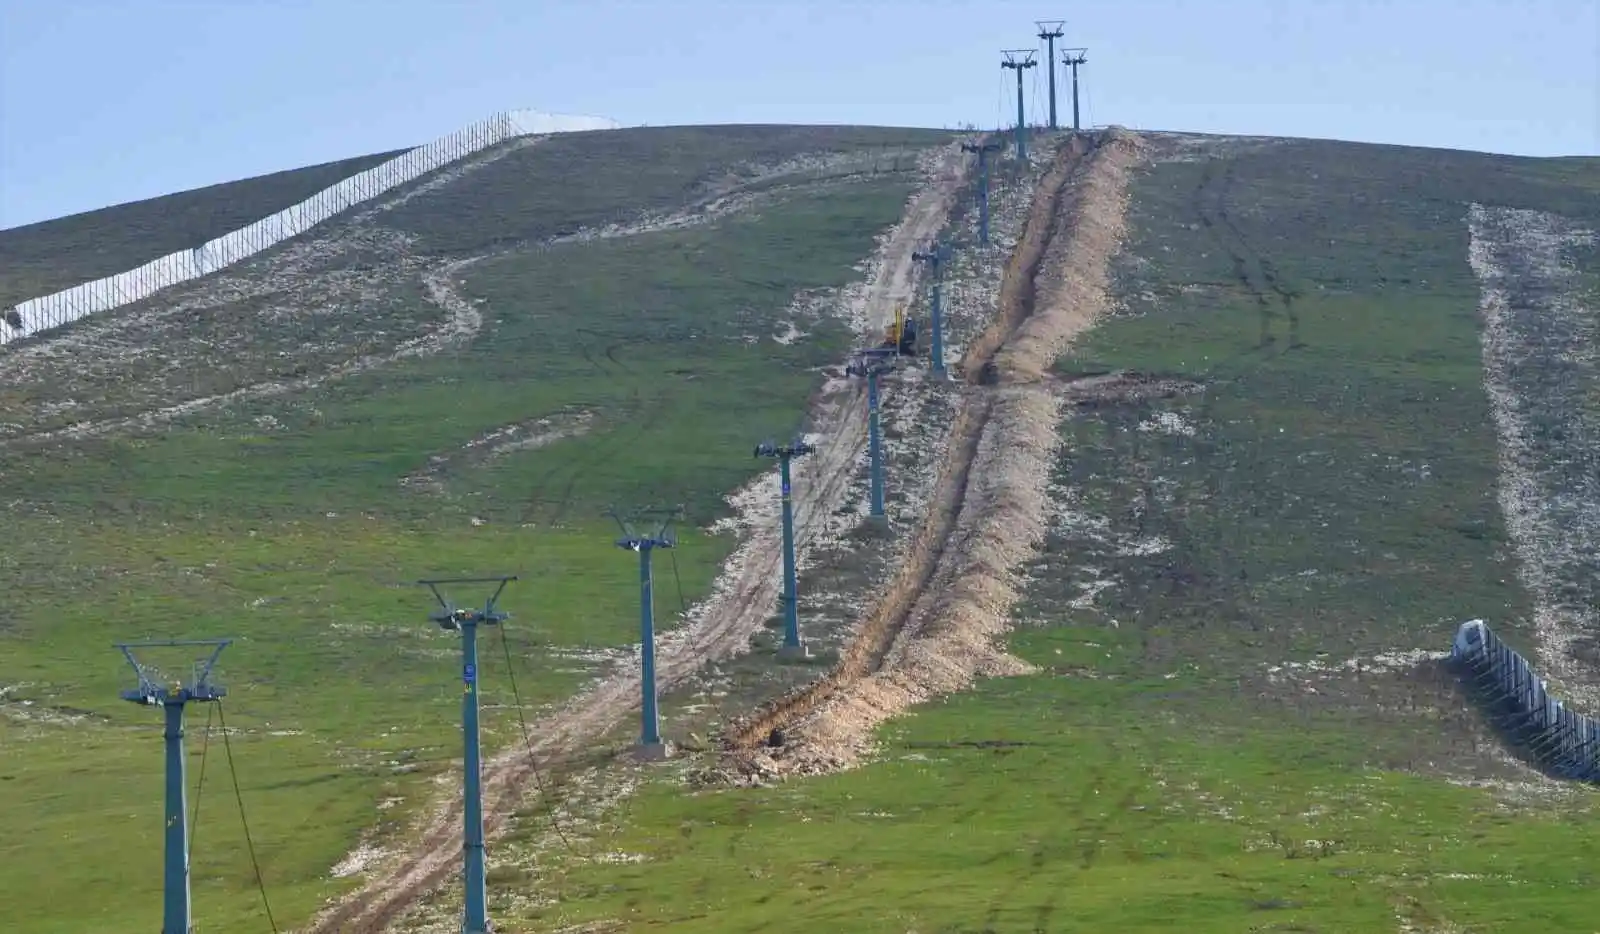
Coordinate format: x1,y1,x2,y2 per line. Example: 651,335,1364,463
420,575,517,934
912,243,955,377
1001,50,1038,161
961,139,1004,245
1036,21,1065,130
847,348,898,519
755,438,817,660
611,506,681,760
115,638,232,934
1063,48,1089,132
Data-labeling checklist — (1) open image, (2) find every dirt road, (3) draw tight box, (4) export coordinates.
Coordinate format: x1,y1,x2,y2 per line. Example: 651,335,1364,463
303,141,974,934
719,128,1149,778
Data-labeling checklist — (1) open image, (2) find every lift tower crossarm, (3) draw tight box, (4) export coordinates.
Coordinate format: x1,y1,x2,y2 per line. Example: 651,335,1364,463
912,242,955,376
846,347,899,519
1000,49,1038,161
609,506,682,759
417,575,517,934
960,138,1005,245
756,438,817,660
114,637,233,934
1036,20,1065,130
419,576,515,623
116,638,232,704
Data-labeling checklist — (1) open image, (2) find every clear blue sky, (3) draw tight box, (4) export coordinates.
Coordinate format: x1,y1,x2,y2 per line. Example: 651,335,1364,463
1,0,1595,230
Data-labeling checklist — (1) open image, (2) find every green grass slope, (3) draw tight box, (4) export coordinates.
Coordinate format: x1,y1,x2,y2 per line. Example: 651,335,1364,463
378,124,955,253
0,124,953,933
0,125,948,435
521,136,1600,933
0,149,404,309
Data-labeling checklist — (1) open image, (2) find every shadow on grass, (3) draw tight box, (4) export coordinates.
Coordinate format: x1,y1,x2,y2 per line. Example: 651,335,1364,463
1445,656,1600,785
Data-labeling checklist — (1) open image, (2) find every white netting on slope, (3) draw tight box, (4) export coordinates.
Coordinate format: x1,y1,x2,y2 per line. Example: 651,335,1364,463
0,109,622,347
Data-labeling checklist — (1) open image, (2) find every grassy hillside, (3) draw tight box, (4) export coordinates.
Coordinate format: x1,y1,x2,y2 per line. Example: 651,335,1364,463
0,125,948,436
0,124,953,934
0,149,404,309
512,137,1600,933
379,124,957,253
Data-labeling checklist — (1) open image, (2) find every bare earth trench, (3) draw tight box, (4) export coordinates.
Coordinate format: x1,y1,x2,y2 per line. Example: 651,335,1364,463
303,141,978,934
389,129,1152,930
399,137,1596,933
717,129,1150,779
379,134,1072,933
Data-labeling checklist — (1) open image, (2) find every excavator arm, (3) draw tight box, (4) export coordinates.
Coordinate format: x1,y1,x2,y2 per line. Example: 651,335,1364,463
879,304,918,356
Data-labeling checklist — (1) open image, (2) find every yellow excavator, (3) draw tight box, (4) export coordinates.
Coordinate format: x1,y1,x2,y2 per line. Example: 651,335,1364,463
878,304,920,356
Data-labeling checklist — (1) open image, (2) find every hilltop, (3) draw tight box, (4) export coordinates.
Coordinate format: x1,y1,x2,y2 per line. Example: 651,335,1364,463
2,122,1598,934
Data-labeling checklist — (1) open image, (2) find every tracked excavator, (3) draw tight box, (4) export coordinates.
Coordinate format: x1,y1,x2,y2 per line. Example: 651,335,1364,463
878,304,919,356
846,305,919,379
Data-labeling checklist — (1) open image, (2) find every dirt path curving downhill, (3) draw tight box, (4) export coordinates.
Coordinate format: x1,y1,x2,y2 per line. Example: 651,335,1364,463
302,141,975,934
718,128,1148,779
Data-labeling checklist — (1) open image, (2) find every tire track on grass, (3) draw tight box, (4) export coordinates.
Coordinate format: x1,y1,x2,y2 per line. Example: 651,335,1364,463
1192,156,1284,354
525,328,653,528
1177,144,1312,621
1213,158,1302,349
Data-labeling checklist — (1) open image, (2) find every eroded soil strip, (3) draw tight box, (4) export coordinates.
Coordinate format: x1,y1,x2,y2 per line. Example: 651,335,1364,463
304,142,975,934
720,128,1148,777
719,136,1089,754
1467,203,1600,714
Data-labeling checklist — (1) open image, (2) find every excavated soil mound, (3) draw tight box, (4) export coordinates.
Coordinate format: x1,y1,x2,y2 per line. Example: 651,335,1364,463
718,128,1148,780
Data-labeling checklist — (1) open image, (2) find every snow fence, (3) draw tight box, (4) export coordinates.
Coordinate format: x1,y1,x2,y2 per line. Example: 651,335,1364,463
1451,618,1600,782
0,109,619,347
